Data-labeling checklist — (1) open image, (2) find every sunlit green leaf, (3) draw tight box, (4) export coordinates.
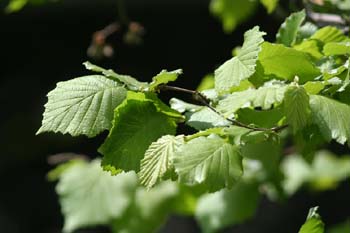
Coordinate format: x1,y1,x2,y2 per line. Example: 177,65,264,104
323,41,350,56
139,135,185,189
294,39,323,60
83,61,149,91
311,26,347,44
99,92,178,173
37,75,127,137
217,81,287,117
299,207,325,233
284,85,311,134
310,95,350,145
149,69,182,91
276,10,306,46
258,42,321,82
173,136,243,192
215,26,266,91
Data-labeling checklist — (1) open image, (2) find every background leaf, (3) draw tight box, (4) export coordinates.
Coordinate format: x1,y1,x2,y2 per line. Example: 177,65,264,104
282,151,350,194
55,159,138,233
195,181,260,233
260,0,279,13
210,0,258,33
112,181,179,233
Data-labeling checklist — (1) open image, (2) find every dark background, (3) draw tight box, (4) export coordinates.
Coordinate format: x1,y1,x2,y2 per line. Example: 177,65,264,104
0,0,349,232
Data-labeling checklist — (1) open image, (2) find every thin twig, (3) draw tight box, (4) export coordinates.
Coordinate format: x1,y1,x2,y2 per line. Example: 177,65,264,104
159,85,288,133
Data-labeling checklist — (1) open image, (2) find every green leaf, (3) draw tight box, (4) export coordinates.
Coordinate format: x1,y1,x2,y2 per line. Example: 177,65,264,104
173,184,206,216
217,81,287,117
311,26,347,44
139,135,185,189
197,74,215,91
170,98,201,113
295,125,326,162
236,107,284,128
260,0,279,13
338,59,350,92
5,0,28,12
293,39,323,60
99,92,177,173
149,69,182,91
47,159,85,182
258,42,321,82
173,136,243,192
210,0,258,33
186,107,231,130
284,85,311,134
303,81,325,94
299,207,325,233
215,26,266,91
240,132,281,171
319,58,348,81
112,181,179,233
195,181,260,233
282,151,350,194
296,22,318,43
282,155,313,195
170,98,230,130
55,159,138,233
309,151,350,190
276,10,306,47
323,41,350,56
83,61,149,91
37,75,127,137
309,95,350,145
146,94,184,119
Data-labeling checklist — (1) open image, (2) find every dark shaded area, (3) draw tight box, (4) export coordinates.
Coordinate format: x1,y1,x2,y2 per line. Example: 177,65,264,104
0,1,348,233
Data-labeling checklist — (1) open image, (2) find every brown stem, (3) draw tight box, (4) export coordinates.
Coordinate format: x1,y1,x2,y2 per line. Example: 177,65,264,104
159,85,288,133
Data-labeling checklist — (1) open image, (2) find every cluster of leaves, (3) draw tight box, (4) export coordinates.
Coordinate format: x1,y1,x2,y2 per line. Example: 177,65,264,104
49,157,350,233
210,0,350,34
38,9,350,233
